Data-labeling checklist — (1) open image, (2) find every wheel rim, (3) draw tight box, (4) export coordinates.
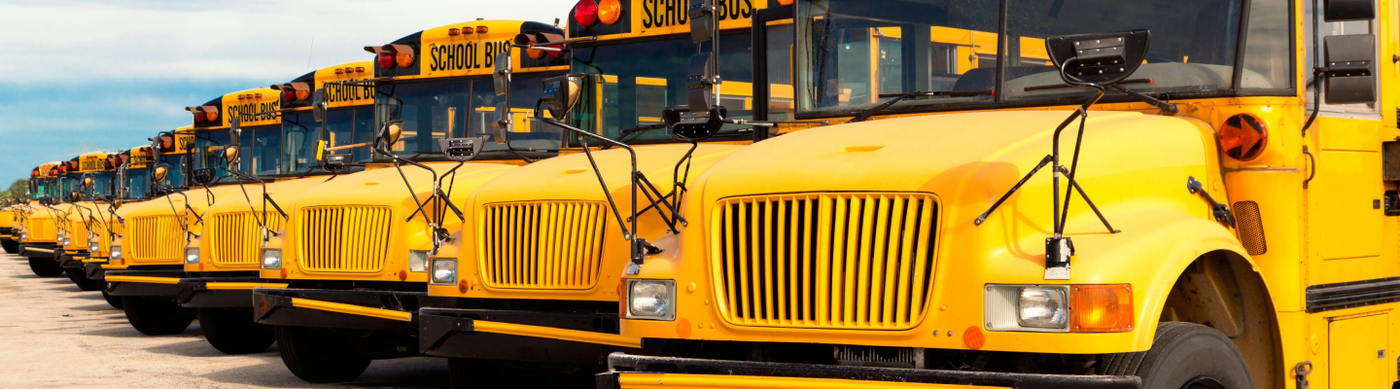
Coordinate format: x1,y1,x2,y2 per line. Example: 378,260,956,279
1182,376,1227,389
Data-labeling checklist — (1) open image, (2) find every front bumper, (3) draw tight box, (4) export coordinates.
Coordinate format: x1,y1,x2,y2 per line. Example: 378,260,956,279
177,273,287,309
57,251,87,269
84,259,112,281
419,307,639,365
18,243,58,259
105,268,186,297
0,227,13,242
598,353,1141,389
252,288,425,332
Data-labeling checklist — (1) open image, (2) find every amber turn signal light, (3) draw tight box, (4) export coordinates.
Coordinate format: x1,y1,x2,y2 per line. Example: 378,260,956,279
1071,284,1133,333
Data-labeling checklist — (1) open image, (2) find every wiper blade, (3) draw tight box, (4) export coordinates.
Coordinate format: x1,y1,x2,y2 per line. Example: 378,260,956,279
850,90,994,123
1022,78,1177,114
1022,78,1153,92
619,123,669,136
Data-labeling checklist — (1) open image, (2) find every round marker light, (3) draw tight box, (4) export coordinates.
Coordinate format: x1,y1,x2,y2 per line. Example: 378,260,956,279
282,89,296,102
295,89,310,101
194,112,206,123
526,39,545,60
378,53,396,69
547,44,564,59
598,0,622,25
1220,114,1267,161
395,52,414,68
205,109,218,122
575,0,598,27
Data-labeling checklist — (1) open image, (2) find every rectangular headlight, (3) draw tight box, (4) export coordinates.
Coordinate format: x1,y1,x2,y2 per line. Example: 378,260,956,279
88,241,100,253
409,250,430,273
430,257,456,285
109,245,121,260
261,249,281,270
985,285,1070,333
626,279,675,321
184,247,200,265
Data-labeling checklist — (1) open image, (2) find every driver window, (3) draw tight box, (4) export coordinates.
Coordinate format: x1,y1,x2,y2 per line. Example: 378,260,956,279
1305,0,1379,115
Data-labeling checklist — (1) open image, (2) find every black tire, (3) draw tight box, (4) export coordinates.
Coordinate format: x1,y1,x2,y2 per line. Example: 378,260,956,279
102,290,123,309
28,256,63,277
122,296,195,335
198,308,275,354
275,326,372,383
1101,322,1253,389
66,267,104,291
2,239,17,254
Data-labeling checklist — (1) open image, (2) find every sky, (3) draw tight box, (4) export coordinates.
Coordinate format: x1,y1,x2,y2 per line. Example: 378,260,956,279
0,0,578,185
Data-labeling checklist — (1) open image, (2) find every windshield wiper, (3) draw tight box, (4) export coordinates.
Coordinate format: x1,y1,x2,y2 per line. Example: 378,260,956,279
850,90,995,123
1022,78,1178,114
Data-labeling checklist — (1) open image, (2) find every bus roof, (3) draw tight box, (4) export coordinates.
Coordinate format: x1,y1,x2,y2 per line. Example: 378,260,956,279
77,152,116,173
367,19,568,81
565,0,766,41
274,60,377,111
188,87,282,131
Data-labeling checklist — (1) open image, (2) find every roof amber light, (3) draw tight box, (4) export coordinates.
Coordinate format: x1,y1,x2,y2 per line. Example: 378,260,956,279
356,66,365,73
335,68,345,75
526,39,546,60
476,26,488,34
1070,285,1134,333
395,50,414,68
575,0,598,27
448,28,461,36
462,27,475,34
776,0,793,4
1220,113,1267,161
598,0,622,25
205,108,219,122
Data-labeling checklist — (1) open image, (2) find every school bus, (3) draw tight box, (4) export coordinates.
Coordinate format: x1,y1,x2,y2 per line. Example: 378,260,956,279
409,1,798,386
249,19,568,383
20,160,75,277
170,61,376,355
0,197,20,254
82,145,157,309
55,151,122,291
105,104,257,336
597,0,1400,388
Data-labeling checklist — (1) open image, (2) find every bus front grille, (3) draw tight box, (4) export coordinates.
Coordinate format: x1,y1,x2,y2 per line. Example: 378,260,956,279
712,193,939,330
128,215,183,264
479,201,607,290
211,212,283,266
297,206,391,273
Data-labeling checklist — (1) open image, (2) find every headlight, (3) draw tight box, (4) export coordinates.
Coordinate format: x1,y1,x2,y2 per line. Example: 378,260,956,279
985,285,1069,332
409,250,430,273
184,247,200,265
261,249,281,270
109,245,121,260
626,279,675,321
430,257,456,285
88,240,100,253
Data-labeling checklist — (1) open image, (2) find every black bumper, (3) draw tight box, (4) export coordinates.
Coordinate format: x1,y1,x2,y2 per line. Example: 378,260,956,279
83,261,108,281
419,307,627,365
252,288,425,332
18,243,58,259
176,274,269,309
105,269,186,297
58,251,88,269
0,227,13,242
599,353,1141,389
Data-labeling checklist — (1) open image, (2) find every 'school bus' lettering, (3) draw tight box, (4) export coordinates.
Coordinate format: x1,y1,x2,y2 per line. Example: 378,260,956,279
641,0,753,28
429,40,511,72
226,101,280,125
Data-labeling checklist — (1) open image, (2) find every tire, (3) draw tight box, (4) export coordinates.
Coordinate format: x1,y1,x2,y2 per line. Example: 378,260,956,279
2,239,17,254
66,267,104,291
28,257,63,277
448,358,506,389
102,290,123,309
275,326,372,383
1101,322,1254,389
198,308,275,354
122,296,195,335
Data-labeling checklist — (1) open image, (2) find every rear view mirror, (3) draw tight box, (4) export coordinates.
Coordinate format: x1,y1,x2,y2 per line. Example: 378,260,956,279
70,192,81,202
378,120,404,148
82,176,94,189
153,166,168,183
542,74,585,120
313,89,327,123
1322,34,1377,104
1325,0,1375,21
222,146,240,167
1045,30,1151,86
493,51,514,138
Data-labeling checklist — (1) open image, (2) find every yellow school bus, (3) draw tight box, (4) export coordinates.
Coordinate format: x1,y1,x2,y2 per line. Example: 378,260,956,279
600,0,1400,388
171,61,376,355
0,194,21,254
81,145,157,309
105,95,272,336
249,19,568,383
410,1,800,386
55,151,122,291
20,160,74,277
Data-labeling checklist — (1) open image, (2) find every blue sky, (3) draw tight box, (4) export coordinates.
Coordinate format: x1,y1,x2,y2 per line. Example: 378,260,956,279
0,0,577,186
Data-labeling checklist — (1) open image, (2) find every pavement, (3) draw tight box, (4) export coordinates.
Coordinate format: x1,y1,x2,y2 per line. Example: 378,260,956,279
0,252,450,388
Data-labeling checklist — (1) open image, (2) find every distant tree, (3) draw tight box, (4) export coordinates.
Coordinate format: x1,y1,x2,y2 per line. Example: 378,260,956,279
1,179,26,200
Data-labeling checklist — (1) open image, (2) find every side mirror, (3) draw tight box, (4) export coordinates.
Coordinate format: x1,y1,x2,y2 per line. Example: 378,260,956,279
153,166,168,183
1325,0,1375,21
114,199,123,209
82,176,94,189
313,89,328,123
378,120,405,148
69,191,81,202
1045,30,1151,86
1321,34,1377,104
542,74,585,120
222,146,240,167
493,50,514,138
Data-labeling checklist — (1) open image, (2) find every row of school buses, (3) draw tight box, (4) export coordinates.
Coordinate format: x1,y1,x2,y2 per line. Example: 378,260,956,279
2,0,1398,388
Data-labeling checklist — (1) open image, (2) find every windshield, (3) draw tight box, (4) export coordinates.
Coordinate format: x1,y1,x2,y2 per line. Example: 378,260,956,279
194,130,232,183
374,75,555,160
239,125,282,176
289,108,373,168
158,154,186,189
570,33,755,143
86,171,115,199
126,167,150,200
797,0,1275,116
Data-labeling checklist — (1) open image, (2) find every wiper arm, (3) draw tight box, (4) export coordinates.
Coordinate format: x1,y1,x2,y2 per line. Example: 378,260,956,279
1022,78,1177,114
850,90,994,123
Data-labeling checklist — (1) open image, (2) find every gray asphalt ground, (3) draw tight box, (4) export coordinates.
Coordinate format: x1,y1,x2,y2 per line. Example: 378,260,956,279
0,252,450,388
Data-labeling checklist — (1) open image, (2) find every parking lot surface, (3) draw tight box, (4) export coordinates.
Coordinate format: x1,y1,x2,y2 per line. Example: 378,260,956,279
0,253,450,388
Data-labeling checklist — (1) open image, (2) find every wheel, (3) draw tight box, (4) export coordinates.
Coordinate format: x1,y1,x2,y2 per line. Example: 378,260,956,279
1100,322,1253,389
102,290,123,309
122,296,195,335
198,308,274,354
28,257,63,277
275,326,372,383
66,267,103,291
448,358,506,389
2,239,17,254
